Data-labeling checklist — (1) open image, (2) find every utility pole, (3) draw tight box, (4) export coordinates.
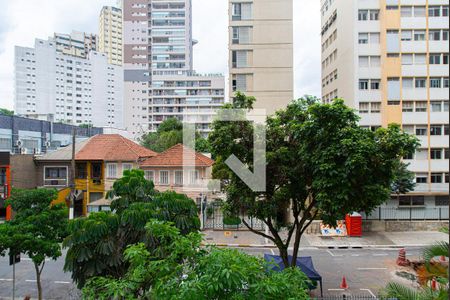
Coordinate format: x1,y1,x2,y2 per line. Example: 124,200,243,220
69,127,76,219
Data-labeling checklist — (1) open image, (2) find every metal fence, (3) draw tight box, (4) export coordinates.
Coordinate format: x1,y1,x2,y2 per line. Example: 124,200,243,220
203,202,265,231
311,296,385,300
361,206,449,221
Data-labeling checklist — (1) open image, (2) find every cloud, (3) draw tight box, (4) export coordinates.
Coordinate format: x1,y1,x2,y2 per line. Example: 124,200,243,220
0,0,322,109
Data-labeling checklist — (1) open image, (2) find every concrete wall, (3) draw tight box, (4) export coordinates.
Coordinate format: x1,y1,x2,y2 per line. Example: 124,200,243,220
10,154,38,189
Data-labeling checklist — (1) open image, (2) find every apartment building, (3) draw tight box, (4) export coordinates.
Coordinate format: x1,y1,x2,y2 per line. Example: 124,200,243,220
123,0,225,139
99,6,123,66
54,31,98,58
321,0,449,209
228,0,294,115
14,38,124,128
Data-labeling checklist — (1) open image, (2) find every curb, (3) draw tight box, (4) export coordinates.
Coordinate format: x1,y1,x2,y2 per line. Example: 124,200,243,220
202,243,277,248
315,244,431,249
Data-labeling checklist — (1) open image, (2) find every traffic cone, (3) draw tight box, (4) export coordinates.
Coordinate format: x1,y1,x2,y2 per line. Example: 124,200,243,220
431,277,437,290
396,248,409,266
439,255,446,262
340,276,348,289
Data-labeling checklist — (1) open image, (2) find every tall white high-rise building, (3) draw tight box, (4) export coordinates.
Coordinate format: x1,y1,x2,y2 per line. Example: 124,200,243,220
321,0,449,208
14,38,124,128
99,6,123,66
122,0,225,138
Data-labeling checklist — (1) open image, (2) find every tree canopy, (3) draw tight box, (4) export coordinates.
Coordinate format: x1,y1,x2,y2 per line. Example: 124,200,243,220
140,117,211,153
82,220,310,300
0,108,14,116
0,188,68,300
63,169,200,288
208,94,419,267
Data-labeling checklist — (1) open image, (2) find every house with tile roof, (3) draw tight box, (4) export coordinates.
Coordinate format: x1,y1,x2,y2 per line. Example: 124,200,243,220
139,144,215,204
35,134,157,216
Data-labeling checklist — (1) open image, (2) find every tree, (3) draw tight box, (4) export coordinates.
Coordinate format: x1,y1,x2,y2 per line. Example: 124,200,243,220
82,220,310,300
209,94,419,267
391,160,416,200
63,170,200,288
140,117,211,153
0,108,14,116
0,189,68,300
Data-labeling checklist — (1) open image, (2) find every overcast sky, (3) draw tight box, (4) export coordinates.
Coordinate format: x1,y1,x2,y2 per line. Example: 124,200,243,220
0,0,321,110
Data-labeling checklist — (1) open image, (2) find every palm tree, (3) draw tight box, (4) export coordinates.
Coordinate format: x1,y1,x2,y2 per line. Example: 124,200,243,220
383,239,449,300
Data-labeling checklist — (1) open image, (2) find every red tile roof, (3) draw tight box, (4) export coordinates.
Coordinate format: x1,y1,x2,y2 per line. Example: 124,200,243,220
75,134,157,161
140,144,214,167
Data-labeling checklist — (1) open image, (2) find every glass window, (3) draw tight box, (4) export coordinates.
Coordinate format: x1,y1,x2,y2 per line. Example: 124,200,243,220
443,6,449,17
431,173,443,183
189,170,199,184
415,101,427,112
401,6,413,17
430,125,442,135
174,170,183,185
445,148,450,159
415,54,426,64
358,33,368,44
444,54,449,64
428,6,441,17
431,101,442,112
359,79,369,90
144,170,154,182
160,171,169,185
232,3,241,20
435,196,449,206
416,174,428,183
443,30,449,41
430,148,442,159
359,102,369,113
429,30,441,41
44,167,68,186
359,56,369,67
415,78,426,88
122,163,133,172
402,54,413,64
371,79,380,90
443,78,449,88
358,10,368,21
429,54,441,64
370,102,381,113
430,78,442,88
411,196,425,206
401,30,412,41
446,173,450,183
402,101,414,112
371,56,381,67
370,10,379,20
402,78,414,88
444,102,449,112
445,125,450,135
370,32,380,44
414,6,426,17
106,163,117,178
414,30,426,41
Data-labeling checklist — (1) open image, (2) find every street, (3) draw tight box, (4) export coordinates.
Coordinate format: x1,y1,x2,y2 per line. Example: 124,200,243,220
239,246,423,298
0,246,424,299
0,249,79,300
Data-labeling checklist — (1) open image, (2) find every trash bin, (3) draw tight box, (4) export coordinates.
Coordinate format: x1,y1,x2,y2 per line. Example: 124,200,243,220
345,212,362,237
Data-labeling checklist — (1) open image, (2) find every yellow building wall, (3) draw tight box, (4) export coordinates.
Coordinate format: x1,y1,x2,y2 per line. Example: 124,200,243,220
74,161,105,216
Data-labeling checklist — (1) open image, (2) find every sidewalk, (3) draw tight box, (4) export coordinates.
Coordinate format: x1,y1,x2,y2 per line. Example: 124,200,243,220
202,230,448,248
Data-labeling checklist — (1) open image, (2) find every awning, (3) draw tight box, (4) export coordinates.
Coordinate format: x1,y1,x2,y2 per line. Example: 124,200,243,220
264,254,323,297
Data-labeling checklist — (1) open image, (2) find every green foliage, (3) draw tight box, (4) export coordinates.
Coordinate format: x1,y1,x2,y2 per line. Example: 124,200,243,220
64,170,200,288
391,161,416,195
0,108,14,116
209,94,419,266
0,188,68,300
223,215,242,226
140,117,211,153
82,220,310,300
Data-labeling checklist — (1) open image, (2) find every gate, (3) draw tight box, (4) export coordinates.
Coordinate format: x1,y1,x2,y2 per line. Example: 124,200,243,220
203,202,265,231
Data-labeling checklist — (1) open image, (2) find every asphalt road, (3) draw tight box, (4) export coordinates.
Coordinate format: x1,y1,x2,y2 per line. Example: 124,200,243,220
0,249,79,300
0,247,423,299
239,246,423,298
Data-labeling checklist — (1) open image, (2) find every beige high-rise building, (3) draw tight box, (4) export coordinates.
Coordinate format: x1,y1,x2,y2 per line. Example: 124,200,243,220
321,0,449,211
99,6,123,66
228,0,294,115
54,31,98,58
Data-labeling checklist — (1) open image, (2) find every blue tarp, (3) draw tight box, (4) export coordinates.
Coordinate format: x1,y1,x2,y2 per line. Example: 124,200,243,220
264,254,323,297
